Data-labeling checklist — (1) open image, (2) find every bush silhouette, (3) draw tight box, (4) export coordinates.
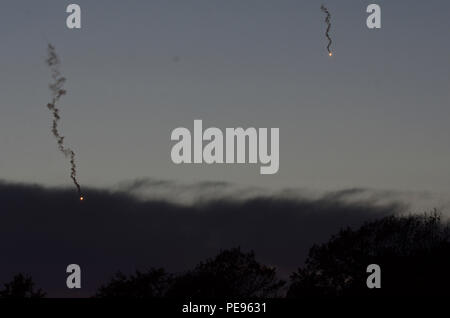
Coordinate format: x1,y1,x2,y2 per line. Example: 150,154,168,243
0,274,46,298
287,212,450,297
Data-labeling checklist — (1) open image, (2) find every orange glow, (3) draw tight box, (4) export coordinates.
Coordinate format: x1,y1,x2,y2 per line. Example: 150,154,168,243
80,196,84,201
329,52,333,57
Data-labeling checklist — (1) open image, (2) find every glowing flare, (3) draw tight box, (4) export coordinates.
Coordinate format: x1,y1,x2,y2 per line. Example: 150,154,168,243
329,52,333,57
80,196,84,201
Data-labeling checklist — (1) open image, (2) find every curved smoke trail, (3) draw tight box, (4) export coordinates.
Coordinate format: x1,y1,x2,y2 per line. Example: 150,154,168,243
320,5,333,56
46,44,82,198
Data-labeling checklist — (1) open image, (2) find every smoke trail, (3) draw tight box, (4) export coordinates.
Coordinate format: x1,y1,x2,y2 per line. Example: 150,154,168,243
320,5,333,56
46,44,82,198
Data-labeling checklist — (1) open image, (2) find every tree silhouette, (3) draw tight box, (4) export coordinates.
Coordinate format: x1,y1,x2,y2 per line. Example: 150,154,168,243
95,248,285,298
0,274,46,298
95,268,172,298
287,212,450,297
167,248,285,298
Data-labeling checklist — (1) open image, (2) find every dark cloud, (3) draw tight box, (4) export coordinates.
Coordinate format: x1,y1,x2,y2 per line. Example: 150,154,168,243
0,180,406,297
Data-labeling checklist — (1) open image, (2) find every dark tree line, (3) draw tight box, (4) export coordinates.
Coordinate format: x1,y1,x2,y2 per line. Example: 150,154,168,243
2,212,449,298
288,211,450,297
96,248,285,298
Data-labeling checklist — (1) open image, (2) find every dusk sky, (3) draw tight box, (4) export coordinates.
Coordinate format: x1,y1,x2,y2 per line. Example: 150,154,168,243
1,0,450,299
1,0,449,194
